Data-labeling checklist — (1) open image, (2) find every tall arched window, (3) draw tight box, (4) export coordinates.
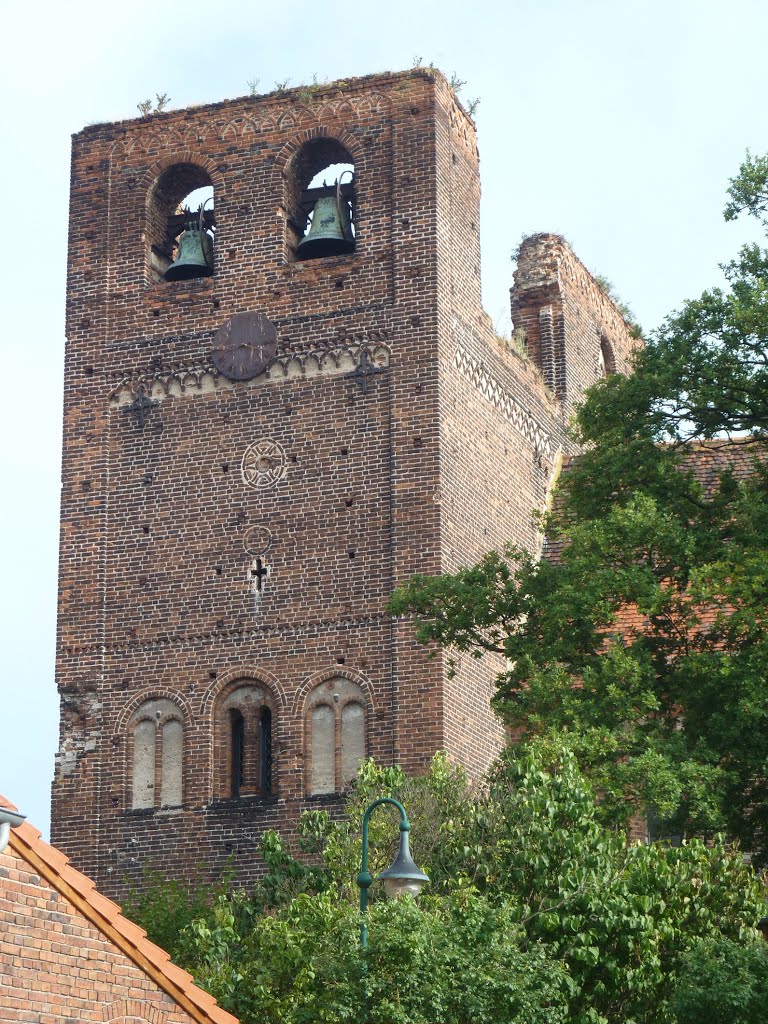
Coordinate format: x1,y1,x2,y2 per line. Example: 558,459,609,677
215,682,275,799
305,677,366,795
598,334,617,377
146,163,215,284
128,698,184,810
283,139,355,261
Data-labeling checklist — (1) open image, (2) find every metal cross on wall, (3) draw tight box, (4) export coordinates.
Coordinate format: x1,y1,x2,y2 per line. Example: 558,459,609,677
125,385,158,428
345,350,386,395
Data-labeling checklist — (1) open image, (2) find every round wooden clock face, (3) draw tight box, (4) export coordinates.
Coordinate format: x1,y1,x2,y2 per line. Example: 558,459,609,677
211,312,278,381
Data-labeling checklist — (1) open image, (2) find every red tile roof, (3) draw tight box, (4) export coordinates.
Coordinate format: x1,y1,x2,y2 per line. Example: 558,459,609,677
0,795,239,1024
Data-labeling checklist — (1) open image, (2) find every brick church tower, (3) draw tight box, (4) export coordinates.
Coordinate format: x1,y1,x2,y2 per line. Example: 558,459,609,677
52,68,639,897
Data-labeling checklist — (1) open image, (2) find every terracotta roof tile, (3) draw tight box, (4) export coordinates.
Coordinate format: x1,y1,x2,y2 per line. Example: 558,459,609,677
0,794,240,1024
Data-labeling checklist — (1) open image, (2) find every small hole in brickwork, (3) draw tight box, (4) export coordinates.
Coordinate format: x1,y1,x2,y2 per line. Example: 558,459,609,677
138,575,148,587
228,248,236,258
413,437,423,449
411,315,421,327
336,656,345,665
152,308,161,317
452,153,458,164
348,549,356,559
410,107,419,115
290,454,298,463
143,474,154,485
81,319,91,330
401,218,410,228
340,446,349,456
212,297,220,308
344,496,354,507
224,842,235,853
415,382,422,393
284,404,293,414
209,670,218,680
335,278,344,289
222,463,229,473
216,566,223,576
81,480,91,491
216,619,225,629
85,365,94,376
142,524,150,534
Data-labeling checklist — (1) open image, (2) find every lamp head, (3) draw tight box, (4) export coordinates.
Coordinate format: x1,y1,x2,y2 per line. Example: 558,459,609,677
376,828,429,900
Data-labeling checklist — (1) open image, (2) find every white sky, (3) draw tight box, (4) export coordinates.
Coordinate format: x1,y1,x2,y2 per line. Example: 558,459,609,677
1,0,766,839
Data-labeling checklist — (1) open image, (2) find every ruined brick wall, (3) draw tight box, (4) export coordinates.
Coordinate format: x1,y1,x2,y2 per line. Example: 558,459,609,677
511,233,641,411
53,68,642,898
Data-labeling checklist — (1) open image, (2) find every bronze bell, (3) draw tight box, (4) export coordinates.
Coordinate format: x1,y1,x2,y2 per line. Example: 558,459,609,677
165,205,214,281
297,174,355,259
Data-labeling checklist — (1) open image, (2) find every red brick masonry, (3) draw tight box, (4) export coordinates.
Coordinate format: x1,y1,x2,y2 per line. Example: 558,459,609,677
0,796,238,1024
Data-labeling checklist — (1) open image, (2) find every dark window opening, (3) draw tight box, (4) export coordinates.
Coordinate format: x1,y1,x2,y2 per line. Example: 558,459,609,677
599,335,617,377
147,165,216,284
284,140,355,261
230,709,245,798
259,708,273,796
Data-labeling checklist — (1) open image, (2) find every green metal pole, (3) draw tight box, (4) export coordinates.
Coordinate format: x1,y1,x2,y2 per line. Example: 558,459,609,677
356,797,410,949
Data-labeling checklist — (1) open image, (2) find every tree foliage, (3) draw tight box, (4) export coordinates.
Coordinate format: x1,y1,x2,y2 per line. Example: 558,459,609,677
391,153,768,862
670,935,768,1024
130,751,765,1024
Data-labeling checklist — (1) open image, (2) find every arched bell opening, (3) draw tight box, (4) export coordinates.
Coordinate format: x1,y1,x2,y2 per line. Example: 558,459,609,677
284,139,355,261
146,163,216,284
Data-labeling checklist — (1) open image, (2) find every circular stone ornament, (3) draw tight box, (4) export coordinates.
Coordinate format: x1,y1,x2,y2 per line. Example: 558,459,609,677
211,311,278,381
243,525,274,556
241,439,287,490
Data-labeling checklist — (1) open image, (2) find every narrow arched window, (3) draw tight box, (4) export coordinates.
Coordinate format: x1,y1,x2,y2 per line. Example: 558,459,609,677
132,719,156,809
215,682,276,799
146,164,215,284
341,702,365,787
128,699,184,810
284,139,355,261
259,707,273,797
310,705,336,795
230,709,245,798
598,334,617,377
306,677,366,795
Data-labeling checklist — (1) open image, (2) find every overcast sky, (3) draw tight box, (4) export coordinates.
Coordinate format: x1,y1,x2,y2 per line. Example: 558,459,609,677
2,0,766,840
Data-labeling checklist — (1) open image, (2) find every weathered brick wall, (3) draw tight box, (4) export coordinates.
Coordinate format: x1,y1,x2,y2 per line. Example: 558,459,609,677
511,233,641,410
0,843,199,1023
53,68,642,898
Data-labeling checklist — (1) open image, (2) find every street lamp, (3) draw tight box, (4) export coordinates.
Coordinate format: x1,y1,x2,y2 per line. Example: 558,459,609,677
356,797,429,948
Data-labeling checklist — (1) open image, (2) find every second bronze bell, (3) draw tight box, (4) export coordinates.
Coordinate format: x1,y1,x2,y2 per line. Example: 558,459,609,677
165,212,214,281
297,172,355,260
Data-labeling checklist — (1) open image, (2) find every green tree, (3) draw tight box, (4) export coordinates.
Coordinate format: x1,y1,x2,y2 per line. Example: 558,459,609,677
670,935,768,1024
131,750,765,1024
391,152,768,862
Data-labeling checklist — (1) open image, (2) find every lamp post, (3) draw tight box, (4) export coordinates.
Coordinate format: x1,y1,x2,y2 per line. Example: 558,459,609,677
356,797,429,949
